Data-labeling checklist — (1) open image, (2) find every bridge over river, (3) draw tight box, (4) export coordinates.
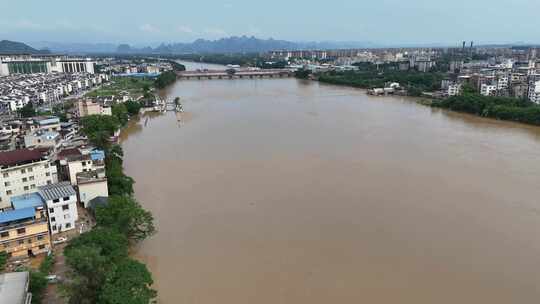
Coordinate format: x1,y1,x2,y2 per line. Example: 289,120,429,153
176,68,294,80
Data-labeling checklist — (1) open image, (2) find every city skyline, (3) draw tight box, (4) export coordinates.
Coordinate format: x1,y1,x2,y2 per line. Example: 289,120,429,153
1,0,539,45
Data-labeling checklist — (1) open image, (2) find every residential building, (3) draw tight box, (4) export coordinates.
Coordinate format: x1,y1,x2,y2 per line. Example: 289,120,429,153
77,100,112,117
23,131,61,150
528,77,540,104
447,83,462,96
0,204,50,258
0,149,57,210
480,83,497,96
0,272,32,304
38,182,78,234
77,169,108,208
57,148,105,185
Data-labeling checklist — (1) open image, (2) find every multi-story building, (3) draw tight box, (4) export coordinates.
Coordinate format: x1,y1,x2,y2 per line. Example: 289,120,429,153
447,83,462,96
76,100,112,117
0,201,50,258
0,54,95,76
0,149,58,210
480,83,497,96
77,169,109,208
57,148,105,185
38,182,78,234
528,79,540,104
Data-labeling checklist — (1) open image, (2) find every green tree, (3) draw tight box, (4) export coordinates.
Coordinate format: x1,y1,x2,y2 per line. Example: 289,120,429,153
18,102,36,117
98,258,157,304
112,103,129,126
124,100,142,116
0,251,7,271
80,115,120,148
95,195,155,242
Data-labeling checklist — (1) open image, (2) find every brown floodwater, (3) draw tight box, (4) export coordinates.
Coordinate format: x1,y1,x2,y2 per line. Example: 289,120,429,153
121,74,540,303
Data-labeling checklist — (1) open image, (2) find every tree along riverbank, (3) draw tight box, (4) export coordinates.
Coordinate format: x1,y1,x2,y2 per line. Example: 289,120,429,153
62,85,161,303
302,71,540,127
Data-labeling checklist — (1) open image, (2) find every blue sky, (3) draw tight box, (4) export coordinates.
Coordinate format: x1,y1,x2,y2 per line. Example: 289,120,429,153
1,0,539,45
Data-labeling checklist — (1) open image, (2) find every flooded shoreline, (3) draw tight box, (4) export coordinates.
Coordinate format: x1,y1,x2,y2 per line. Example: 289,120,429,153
121,76,540,303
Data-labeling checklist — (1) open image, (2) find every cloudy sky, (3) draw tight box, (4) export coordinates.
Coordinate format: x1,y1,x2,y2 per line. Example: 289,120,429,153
1,0,539,45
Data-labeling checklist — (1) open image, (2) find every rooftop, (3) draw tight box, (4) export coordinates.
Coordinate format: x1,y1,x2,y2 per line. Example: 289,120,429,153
0,207,36,224
0,149,45,167
0,272,30,304
11,193,44,210
38,181,76,201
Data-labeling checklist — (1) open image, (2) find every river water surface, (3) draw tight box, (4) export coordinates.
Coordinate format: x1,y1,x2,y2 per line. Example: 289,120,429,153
121,64,540,303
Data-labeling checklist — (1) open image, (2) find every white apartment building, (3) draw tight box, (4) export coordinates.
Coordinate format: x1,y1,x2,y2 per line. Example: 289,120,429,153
57,148,106,185
481,83,497,96
0,149,58,210
447,83,462,96
497,75,509,91
528,80,540,104
38,182,78,234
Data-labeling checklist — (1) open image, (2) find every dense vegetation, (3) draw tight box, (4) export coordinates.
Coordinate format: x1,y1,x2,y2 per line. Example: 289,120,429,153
18,102,37,117
433,92,540,125
318,69,445,96
85,77,154,98
70,108,157,303
154,71,177,89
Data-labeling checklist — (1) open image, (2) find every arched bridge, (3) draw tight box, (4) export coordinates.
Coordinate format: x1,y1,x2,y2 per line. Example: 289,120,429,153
176,69,294,80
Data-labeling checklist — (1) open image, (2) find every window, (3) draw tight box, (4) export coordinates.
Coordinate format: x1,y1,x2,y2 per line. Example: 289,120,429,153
2,173,8,178
20,169,26,174
27,168,33,173
53,198,60,203
52,225,57,231
0,231,9,238
46,172,50,177
64,214,70,219
65,223,71,229
3,182,9,187
18,240,24,245
29,176,34,181
3,242,9,248
38,244,45,250
62,205,69,211
49,208,54,213
51,217,56,222
23,186,29,191
27,239,32,244
47,180,52,185
22,177,27,182
16,228,26,235
63,197,70,201
44,164,49,169
6,190,12,195
37,235,44,241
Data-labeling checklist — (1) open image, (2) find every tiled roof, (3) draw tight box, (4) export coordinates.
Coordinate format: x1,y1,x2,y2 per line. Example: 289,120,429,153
0,149,44,167
38,182,76,201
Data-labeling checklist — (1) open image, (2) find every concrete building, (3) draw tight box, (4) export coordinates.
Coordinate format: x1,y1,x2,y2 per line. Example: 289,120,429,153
38,182,78,234
447,83,462,96
0,202,50,258
528,79,540,104
0,149,58,210
481,83,497,96
77,169,109,208
0,271,32,304
57,148,105,185
23,131,61,150
77,100,112,117
0,54,95,76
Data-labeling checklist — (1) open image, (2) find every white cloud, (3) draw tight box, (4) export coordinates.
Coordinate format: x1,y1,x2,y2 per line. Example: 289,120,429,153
176,25,195,34
204,28,228,37
139,24,160,34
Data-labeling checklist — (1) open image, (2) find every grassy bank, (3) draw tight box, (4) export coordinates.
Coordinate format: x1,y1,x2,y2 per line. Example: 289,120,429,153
85,77,154,98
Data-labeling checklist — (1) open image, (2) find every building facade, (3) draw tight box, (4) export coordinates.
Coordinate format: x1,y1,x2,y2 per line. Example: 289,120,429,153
38,182,78,234
0,149,58,210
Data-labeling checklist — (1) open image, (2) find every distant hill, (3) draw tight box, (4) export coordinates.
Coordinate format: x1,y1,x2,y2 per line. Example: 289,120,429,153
0,40,50,54
26,36,379,55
